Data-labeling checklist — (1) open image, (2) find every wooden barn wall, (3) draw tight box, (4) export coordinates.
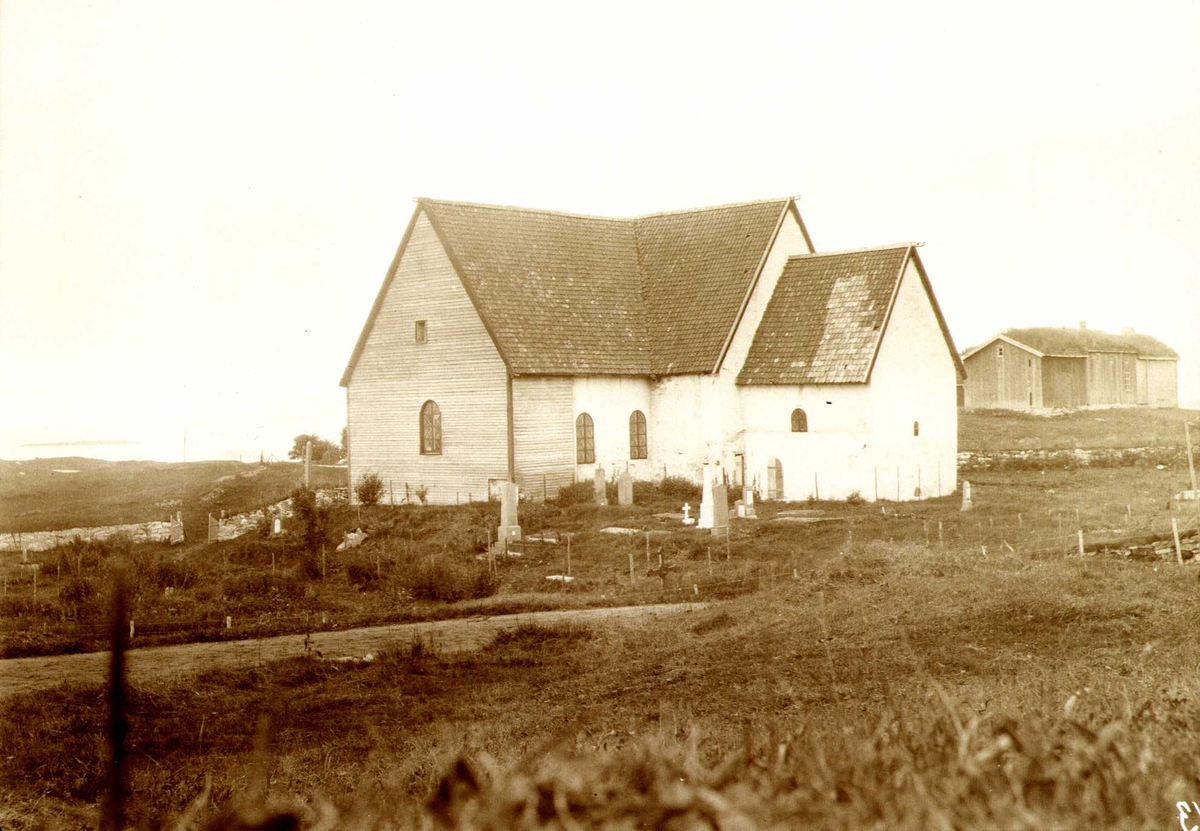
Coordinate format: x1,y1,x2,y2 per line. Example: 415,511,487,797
1144,359,1179,408
346,212,509,505
1086,352,1138,406
962,341,1040,408
512,376,576,499
1041,357,1086,408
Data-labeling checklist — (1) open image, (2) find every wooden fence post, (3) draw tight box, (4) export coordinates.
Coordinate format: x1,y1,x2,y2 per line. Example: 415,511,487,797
1077,530,1084,557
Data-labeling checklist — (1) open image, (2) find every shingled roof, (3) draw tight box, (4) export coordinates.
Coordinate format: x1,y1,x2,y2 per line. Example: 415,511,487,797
342,197,804,382
737,246,965,385
991,327,1179,360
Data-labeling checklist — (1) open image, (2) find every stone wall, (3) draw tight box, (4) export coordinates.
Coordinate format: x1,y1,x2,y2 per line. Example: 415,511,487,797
3,488,348,552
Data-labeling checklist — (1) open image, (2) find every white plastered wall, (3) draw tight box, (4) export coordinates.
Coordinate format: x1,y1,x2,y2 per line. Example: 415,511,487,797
738,255,958,502
572,376,653,482
866,257,959,500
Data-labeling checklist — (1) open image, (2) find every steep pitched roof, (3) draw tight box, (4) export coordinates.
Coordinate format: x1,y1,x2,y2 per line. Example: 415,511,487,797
998,327,1178,359
737,246,965,385
636,200,799,374
421,200,651,375
341,197,799,383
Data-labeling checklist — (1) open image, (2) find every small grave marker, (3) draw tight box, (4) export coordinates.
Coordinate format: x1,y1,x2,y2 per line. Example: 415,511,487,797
495,481,523,553
617,469,634,506
593,467,608,506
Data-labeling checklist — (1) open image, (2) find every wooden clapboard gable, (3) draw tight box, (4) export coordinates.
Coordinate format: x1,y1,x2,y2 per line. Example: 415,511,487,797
345,212,509,504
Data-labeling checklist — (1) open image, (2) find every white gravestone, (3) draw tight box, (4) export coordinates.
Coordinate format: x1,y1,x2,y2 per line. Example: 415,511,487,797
961,481,973,512
496,481,522,552
617,470,634,506
742,487,757,519
593,467,608,506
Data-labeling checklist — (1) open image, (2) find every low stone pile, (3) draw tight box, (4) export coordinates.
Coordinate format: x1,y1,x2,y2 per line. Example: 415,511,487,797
960,446,1183,472
1107,528,1200,562
1,520,178,553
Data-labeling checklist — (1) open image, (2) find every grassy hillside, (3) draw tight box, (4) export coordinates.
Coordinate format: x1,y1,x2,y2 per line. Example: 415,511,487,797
0,458,345,538
959,406,1199,452
5,527,1200,828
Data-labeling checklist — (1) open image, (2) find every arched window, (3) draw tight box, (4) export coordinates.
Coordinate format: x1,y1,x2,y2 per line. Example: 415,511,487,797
790,408,808,433
629,410,648,460
913,420,920,437
420,400,442,455
575,413,595,464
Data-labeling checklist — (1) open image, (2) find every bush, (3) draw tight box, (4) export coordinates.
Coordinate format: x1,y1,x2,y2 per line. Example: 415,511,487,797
659,476,700,500
59,576,99,620
356,472,384,507
290,487,330,554
405,559,499,603
554,482,595,507
845,490,866,506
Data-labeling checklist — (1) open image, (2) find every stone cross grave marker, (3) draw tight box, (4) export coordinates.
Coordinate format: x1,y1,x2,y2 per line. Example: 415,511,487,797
699,465,715,529
711,482,730,537
682,503,695,525
496,481,522,552
593,467,608,506
617,469,634,506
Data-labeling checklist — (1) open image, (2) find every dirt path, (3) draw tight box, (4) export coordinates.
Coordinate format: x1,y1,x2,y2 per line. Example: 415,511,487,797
0,602,704,699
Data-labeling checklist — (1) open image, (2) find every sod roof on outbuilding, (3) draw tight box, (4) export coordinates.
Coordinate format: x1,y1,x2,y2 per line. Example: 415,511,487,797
999,327,1179,360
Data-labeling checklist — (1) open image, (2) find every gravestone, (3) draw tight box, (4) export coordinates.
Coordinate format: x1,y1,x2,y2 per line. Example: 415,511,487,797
169,510,185,545
593,467,608,506
699,465,715,529
272,516,282,535
207,513,219,544
682,503,695,525
961,480,973,512
617,470,634,506
742,487,757,519
304,440,312,488
711,483,730,537
496,481,522,552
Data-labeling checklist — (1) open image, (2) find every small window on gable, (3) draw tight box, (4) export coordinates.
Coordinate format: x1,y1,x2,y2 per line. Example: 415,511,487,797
913,421,920,437
576,413,595,464
791,408,808,433
420,400,441,454
415,320,428,343
998,345,1004,358
629,410,648,460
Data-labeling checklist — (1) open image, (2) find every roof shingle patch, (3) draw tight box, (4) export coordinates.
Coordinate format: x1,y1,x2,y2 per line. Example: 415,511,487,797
737,247,912,385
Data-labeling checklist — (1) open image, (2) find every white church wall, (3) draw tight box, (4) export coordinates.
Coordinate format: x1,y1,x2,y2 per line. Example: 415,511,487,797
572,376,654,481
867,257,959,500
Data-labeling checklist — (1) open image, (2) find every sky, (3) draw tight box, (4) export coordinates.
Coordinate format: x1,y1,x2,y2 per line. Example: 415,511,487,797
1,0,1198,462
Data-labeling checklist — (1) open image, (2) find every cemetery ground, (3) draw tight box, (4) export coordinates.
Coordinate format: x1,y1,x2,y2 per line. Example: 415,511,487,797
2,409,1200,825
4,474,1200,827
2,461,1195,662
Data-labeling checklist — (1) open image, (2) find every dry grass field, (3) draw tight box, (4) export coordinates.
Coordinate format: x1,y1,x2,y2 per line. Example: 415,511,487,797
2,409,1200,828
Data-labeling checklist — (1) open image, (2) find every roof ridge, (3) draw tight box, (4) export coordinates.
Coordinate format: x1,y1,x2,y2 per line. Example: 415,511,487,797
417,196,794,223
631,197,792,220
417,198,629,223
789,242,919,258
